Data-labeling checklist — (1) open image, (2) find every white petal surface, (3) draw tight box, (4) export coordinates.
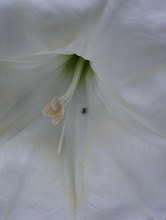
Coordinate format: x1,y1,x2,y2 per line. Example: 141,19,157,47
0,118,66,220
90,0,166,142
0,55,86,220
0,54,76,145
0,1,166,218
81,68,166,220
0,0,105,58
0,60,166,220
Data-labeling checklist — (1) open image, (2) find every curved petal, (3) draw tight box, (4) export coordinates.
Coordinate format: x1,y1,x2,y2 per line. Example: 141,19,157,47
0,54,77,145
0,60,166,219
81,68,166,220
90,0,166,140
0,0,105,58
0,118,66,220
0,61,88,220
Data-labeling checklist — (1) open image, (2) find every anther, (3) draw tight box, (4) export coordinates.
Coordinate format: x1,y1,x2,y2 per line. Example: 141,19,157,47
51,107,64,125
51,98,64,111
43,100,64,125
42,103,55,117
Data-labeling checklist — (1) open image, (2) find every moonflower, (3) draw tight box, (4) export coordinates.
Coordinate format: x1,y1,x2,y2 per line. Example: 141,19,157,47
0,1,166,220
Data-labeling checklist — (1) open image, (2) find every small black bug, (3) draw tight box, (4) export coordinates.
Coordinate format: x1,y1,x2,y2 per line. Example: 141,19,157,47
82,107,87,114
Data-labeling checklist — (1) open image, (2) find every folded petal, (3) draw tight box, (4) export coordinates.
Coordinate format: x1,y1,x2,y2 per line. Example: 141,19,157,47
0,59,88,220
0,54,76,145
0,59,166,219
0,0,105,58
0,118,66,220
80,68,166,220
91,0,166,141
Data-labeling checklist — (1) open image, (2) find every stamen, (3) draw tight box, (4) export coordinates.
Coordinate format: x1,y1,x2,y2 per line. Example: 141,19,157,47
42,101,64,125
51,98,64,111
51,107,64,125
57,105,69,156
42,56,86,155
69,185,76,211
61,57,86,106
42,103,55,117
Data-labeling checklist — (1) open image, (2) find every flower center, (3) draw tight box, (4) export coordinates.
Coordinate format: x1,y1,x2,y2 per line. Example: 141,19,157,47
42,56,87,155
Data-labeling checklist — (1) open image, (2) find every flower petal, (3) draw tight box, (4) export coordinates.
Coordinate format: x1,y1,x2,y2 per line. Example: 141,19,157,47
91,0,166,141
0,0,105,58
0,54,76,145
0,60,166,219
0,115,69,220
80,68,166,220
0,61,88,220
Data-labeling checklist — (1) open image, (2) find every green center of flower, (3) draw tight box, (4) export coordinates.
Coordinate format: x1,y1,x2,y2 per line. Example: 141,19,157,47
42,56,88,155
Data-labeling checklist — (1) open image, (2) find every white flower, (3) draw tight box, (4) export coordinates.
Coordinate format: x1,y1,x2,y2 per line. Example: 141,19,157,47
0,1,166,220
